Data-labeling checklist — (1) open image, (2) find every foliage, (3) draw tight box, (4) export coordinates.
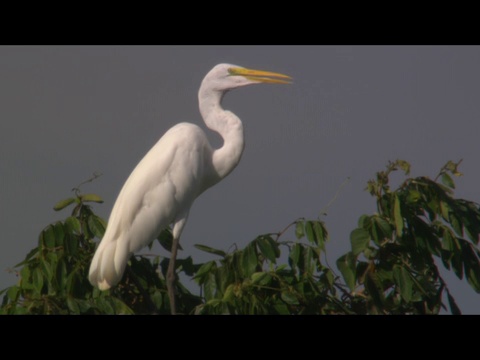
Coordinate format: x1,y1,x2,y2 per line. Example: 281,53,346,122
1,160,479,314
0,193,201,314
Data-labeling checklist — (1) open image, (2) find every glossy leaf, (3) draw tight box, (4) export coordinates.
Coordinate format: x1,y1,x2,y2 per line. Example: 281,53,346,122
81,193,104,203
394,194,403,237
54,222,65,247
242,244,258,276
256,236,278,263
65,216,81,235
193,261,216,281
64,234,79,257
446,290,461,315
53,197,76,211
393,265,413,302
251,272,271,286
441,173,455,189
357,214,370,229
194,244,226,257
7,286,19,301
305,221,315,245
14,247,38,267
441,228,454,251
222,284,235,302
157,229,183,252
336,252,356,291
88,215,106,239
67,297,80,314
462,243,480,292
289,244,302,270
281,291,299,305
313,221,327,250
43,225,56,249
295,221,305,239
406,189,421,204
365,271,385,309
33,268,44,293
350,228,370,256
440,201,450,222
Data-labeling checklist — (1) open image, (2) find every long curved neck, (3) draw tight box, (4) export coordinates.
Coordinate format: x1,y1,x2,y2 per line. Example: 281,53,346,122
198,87,245,180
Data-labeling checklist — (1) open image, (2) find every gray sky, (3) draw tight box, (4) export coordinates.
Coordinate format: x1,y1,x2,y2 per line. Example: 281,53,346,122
1,45,479,313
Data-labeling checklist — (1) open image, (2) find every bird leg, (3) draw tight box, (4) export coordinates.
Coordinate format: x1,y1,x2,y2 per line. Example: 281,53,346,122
166,235,180,315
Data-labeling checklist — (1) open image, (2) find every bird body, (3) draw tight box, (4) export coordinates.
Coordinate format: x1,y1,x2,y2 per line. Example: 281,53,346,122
88,64,291,312
89,122,217,289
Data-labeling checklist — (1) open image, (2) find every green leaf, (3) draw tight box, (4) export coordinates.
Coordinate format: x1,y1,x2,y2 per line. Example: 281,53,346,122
450,214,463,237
394,194,404,237
222,284,235,302
256,236,278,263
54,222,65,247
176,256,195,276
157,229,183,252
289,243,302,270
303,246,314,274
193,261,216,282
14,247,39,267
87,215,106,239
452,242,464,279
295,221,305,239
110,297,135,315
441,173,455,189
65,216,81,235
365,271,385,309
33,268,44,293
64,234,79,257
305,221,315,245
446,290,461,315
336,252,356,291
358,214,370,229
194,244,226,257
440,201,450,222
406,189,421,204
53,197,76,211
312,221,327,251
393,265,413,302
397,160,411,175
7,286,19,301
251,272,271,286
462,242,480,293
81,193,104,203
43,225,56,249
203,273,216,301
274,304,290,315
152,290,163,309
41,259,54,283
67,297,80,314
281,291,299,305
350,228,370,256
19,266,32,290
242,244,258,276
55,259,68,290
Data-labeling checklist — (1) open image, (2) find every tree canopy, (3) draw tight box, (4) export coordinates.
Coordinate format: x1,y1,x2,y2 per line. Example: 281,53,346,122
1,160,479,314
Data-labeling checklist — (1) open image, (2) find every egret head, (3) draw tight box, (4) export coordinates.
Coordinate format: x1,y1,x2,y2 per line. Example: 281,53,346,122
202,63,292,92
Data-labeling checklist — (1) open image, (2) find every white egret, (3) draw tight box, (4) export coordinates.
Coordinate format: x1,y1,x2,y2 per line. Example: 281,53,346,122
88,63,292,314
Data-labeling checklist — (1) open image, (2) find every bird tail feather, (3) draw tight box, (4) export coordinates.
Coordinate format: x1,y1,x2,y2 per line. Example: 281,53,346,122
89,235,130,291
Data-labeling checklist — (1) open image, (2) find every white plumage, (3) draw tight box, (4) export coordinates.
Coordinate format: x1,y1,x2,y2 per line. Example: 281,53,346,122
88,63,291,313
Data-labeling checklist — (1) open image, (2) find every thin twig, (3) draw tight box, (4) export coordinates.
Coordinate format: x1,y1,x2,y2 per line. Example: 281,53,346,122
72,172,103,196
319,177,351,217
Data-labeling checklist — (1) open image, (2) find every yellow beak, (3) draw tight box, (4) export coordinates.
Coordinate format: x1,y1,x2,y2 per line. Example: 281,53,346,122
228,67,292,84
